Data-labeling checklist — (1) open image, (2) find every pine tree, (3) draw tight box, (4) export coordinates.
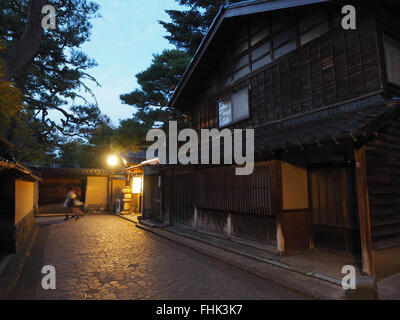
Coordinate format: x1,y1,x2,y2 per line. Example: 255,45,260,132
119,1,240,151
0,0,107,164
160,0,243,56
118,49,191,151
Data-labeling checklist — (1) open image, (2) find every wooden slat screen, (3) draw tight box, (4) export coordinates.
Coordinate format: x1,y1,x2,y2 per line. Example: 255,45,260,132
193,163,272,216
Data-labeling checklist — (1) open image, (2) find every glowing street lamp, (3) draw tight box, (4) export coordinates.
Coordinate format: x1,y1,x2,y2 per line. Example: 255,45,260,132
107,155,119,167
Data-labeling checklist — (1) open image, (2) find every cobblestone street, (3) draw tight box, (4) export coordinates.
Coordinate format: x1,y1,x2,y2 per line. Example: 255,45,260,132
11,216,306,300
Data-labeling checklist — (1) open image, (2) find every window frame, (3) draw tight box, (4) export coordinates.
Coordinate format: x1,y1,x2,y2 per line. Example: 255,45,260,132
218,11,333,88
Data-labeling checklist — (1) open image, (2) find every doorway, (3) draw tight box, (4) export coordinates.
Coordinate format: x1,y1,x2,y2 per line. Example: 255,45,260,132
309,165,361,255
150,175,162,222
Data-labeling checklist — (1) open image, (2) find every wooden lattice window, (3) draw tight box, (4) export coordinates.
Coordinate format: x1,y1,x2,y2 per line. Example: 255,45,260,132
193,164,272,216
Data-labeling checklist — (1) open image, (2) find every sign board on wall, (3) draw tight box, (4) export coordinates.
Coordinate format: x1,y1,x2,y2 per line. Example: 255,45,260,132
218,88,250,128
219,99,233,127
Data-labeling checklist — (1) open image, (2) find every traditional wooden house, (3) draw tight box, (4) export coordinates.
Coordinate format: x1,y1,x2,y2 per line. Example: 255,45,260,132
0,137,41,253
143,0,400,279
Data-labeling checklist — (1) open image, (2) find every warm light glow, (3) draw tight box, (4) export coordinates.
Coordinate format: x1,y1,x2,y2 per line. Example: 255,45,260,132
107,155,119,167
132,177,142,194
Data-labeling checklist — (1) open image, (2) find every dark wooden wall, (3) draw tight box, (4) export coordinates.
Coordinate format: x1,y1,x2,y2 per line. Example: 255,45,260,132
309,166,360,253
366,116,400,250
281,209,311,254
164,163,273,221
149,175,162,222
191,15,382,134
231,213,276,246
197,209,228,236
163,162,276,244
0,173,15,223
164,172,193,226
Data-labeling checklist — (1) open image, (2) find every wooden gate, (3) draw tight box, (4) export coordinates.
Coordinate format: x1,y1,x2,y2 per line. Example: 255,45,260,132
150,175,162,222
165,173,193,227
38,178,86,214
310,165,361,254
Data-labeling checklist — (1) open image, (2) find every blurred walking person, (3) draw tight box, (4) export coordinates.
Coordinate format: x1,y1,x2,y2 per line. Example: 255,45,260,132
71,187,84,220
63,187,75,221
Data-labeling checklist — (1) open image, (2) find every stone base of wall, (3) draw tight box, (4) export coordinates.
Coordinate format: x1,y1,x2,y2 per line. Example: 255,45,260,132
85,204,107,214
0,212,36,253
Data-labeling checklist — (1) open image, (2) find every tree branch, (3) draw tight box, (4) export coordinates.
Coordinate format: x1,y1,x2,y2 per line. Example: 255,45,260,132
2,0,47,79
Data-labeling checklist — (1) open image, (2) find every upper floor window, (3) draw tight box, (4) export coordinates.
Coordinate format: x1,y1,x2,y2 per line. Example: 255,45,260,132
233,30,250,81
250,21,271,72
219,11,331,87
299,11,329,46
384,33,400,86
218,88,250,128
273,26,297,59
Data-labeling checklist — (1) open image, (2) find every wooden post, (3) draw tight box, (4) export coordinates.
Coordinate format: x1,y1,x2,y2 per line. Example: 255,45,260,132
159,175,163,222
268,160,284,253
193,206,198,231
140,172,144,216
307,169,314,250
342,168,350,255
354,146,374,275
109,175,114,215
227,213,232,239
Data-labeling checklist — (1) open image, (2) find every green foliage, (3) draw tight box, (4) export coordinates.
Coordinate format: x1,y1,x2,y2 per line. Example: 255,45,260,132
160,0,243,56
0,0,106,165
55,122,116,169
112,118,150,152
121,50,192,108
118,49,191,151
118,1,239,153
7,110,59,166
0,57,22,133
57,140,92,168
6,0,244,168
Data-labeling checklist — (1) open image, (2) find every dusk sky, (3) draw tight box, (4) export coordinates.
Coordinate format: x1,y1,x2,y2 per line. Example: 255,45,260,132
79,0,184,126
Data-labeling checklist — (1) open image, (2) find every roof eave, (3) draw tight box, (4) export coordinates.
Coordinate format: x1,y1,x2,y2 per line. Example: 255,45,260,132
225,0,332,15
125,158,160,172
168,5,227,109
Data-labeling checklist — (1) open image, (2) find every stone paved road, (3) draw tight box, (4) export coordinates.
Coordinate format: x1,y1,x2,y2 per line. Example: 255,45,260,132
11,216,307,300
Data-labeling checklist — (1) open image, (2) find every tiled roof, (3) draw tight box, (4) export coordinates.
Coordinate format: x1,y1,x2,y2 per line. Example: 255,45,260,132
0,157,42,181
32,167,111,177
0,156,16,169
127,150,147,164
254,98,400,152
